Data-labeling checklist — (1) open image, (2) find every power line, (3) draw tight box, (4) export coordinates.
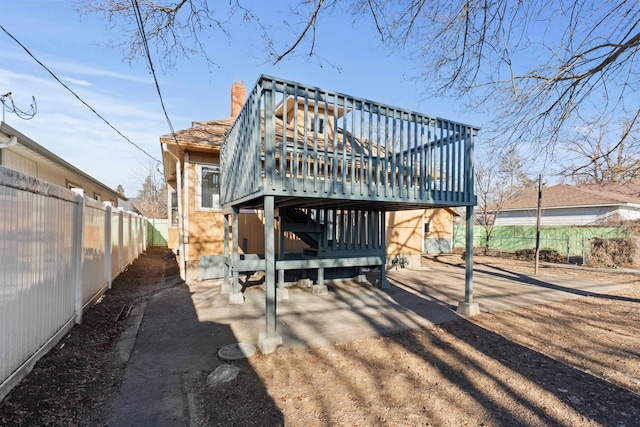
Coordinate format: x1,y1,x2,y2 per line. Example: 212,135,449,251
131,0,184,154
0,23,162,164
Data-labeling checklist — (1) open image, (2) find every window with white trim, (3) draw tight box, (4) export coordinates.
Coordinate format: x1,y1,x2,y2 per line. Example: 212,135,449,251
198,164,220,210
170,189,179,225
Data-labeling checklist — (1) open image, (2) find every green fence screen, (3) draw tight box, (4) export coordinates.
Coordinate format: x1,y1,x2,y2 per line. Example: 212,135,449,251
453,225,630,256
147,218,169,247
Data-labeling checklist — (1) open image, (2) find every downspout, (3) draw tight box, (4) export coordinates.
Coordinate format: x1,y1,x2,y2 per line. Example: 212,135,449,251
162,143,186,280
183,152,190,267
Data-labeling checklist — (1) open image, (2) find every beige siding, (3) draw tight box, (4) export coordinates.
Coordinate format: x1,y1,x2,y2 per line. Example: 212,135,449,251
4,148,119,205
386,210,424,256
386,208,454,255
424,208,454,239
174,156,305,260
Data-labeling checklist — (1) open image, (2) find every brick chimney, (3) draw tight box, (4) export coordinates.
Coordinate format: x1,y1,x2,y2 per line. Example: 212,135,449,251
231,80,246,117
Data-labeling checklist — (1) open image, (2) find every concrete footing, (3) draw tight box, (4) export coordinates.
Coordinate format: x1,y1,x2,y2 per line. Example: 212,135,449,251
456,301,480,316
228,292,244,305
276,288,289,301
297,278,312,288
356,274,367,283
312,284,329,296
376,279,390,290
220,283,231,294
258,332,283,354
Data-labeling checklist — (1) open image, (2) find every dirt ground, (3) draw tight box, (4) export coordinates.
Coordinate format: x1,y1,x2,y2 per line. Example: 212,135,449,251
1,249,640,426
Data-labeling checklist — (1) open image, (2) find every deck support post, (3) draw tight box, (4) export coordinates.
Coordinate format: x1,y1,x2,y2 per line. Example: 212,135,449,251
378,211,390,289
258,195,282,353
221,213,231,294
277,268,288,300
313,267,328,295
229,207,244,304
457,205,479,316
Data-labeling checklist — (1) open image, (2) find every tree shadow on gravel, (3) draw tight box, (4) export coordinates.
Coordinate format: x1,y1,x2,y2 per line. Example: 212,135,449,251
381,279,640,426
427,254,640,304
248,270,640,425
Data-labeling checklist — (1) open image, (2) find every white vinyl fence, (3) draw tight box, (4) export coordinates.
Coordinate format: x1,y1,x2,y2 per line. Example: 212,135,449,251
0,166,147,401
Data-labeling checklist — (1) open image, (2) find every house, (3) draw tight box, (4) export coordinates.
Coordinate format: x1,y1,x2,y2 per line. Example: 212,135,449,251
495,183,640,226
161,81,461,280
0,121,124,206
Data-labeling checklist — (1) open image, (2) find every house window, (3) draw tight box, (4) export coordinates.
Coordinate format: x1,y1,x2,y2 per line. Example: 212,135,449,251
199,164,220,209
67,181,81,191
170,190,178,225
309,117,324,134
94,193,102,201
424,222,431,235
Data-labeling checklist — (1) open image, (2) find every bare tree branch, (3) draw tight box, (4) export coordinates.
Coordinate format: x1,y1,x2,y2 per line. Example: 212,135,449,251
272,0,325,63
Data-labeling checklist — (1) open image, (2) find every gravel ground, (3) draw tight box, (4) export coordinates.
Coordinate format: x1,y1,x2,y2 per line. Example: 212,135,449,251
1,251,639,426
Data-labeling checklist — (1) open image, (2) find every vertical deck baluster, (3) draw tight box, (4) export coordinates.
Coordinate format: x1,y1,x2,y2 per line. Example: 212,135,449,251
331,95,346,194
390,112,396,197
350,100,356,195
451,122,456,202
359,104,365,196
420,118,426,200
323,91,329,195
281,84,288,191
292,88,299,192
372,211,379,250
360,210,366,250
313,89,319,193
397,113,403,198
457,124,463,202
331,209,339,250
400,114,406,199
439,121,444,202
376,109,381,196
342,96,348,192
254,86,260,193
346,209,352,249
413,119,419,200
367,105,373,196
302,90,309,192
264,81,276,191
447,123,456,201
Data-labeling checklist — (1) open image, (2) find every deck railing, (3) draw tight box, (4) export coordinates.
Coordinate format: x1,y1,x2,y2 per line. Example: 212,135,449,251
221,75,478,208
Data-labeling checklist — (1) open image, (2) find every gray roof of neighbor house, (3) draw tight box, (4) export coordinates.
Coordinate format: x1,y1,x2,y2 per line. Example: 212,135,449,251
578,179,640,199
501,183,640,211
0,121,126,201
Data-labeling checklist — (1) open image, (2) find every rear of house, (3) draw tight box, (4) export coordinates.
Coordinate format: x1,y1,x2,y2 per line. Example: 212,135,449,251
161,81,461,281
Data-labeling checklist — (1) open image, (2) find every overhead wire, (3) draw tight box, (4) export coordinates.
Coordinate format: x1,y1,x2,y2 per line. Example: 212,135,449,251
1,92,37,120
130,0,184,154
0,23,162,163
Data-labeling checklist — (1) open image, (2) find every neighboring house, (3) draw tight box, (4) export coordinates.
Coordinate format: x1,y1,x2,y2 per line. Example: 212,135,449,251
0,121,124,206
494,183,640,226
161,81,461,280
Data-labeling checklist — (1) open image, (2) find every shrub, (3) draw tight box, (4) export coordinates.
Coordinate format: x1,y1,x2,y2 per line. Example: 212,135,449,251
514,248,566,263
585,237,640,268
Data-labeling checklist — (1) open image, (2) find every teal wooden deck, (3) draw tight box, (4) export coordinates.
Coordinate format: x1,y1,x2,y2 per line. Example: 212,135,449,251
221,75,478,211
219,76,479,353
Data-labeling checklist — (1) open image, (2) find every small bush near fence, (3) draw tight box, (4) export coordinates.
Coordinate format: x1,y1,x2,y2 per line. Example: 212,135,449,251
586,237,640,268
514,248,566,263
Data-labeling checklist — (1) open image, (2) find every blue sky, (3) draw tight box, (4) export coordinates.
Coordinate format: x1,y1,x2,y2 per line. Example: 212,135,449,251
0,1,483,196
